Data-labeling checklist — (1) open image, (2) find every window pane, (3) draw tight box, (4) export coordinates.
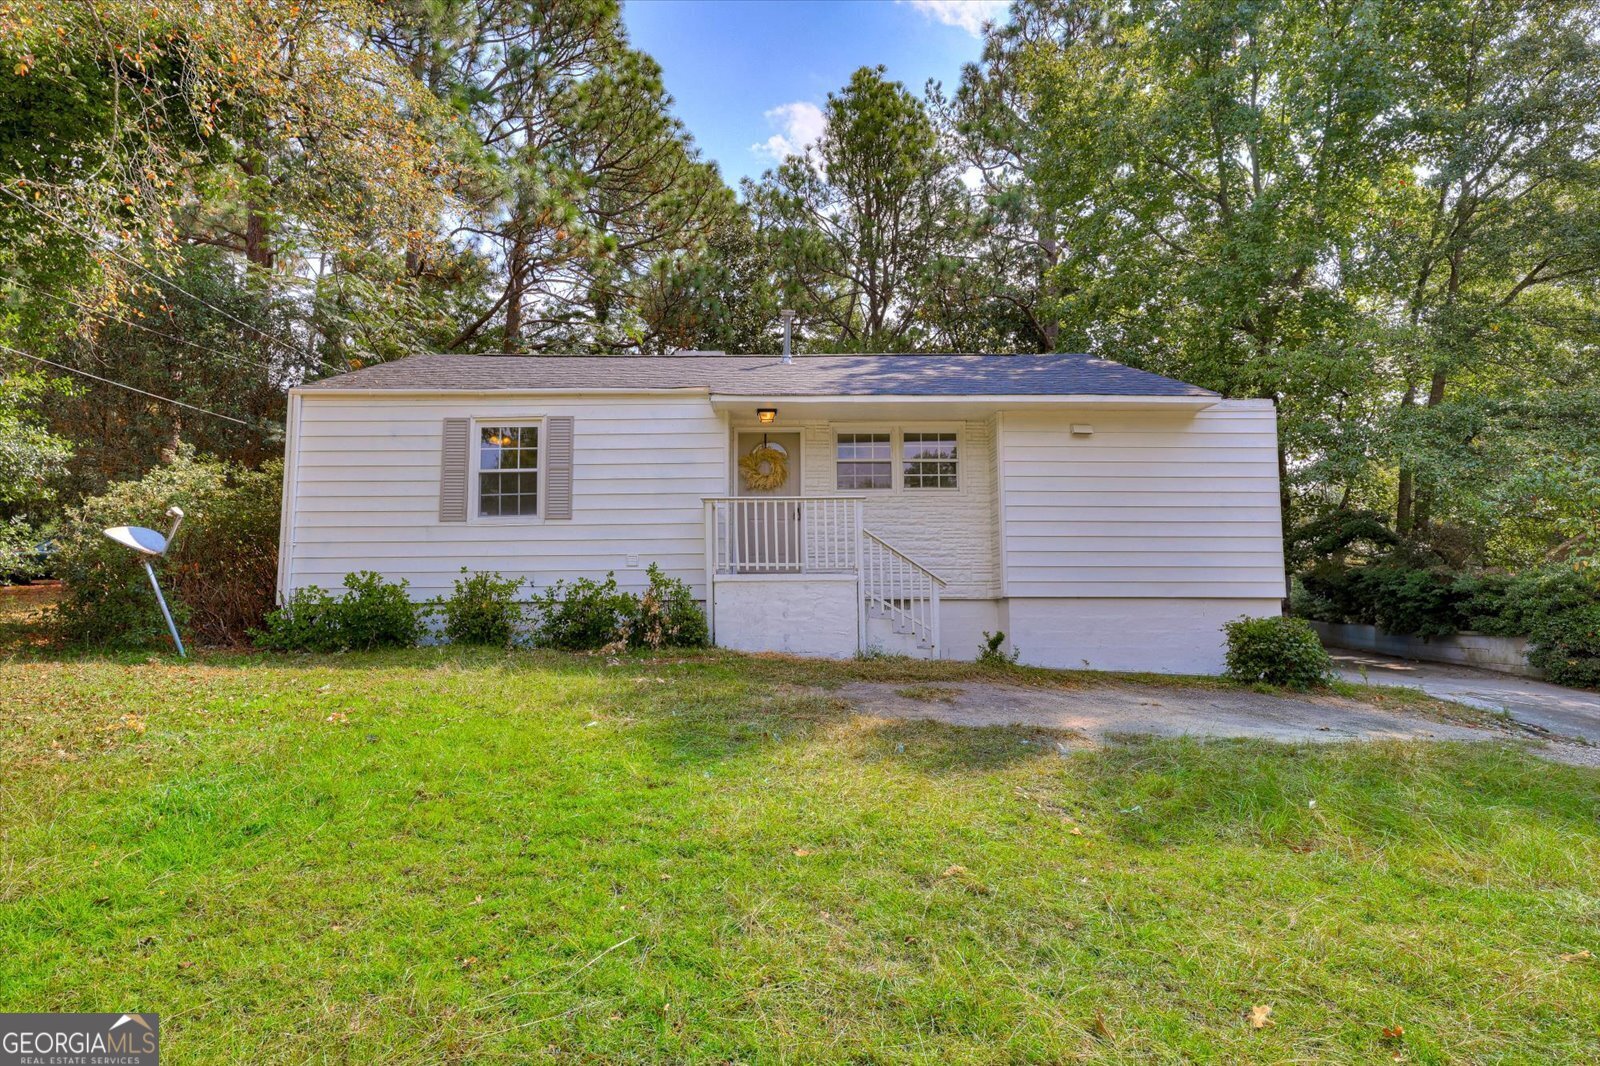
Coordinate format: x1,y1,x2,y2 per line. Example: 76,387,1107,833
478,472,501,516
480,426,539,472
836,432,891,489
503,472,538,515
903,432,958,489
478,425,540,515
476,422,540,515
837,433,890,458
838,462,891,490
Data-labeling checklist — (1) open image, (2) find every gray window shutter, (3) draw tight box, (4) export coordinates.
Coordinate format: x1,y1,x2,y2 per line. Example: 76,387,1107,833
545,416,574,519
439,417,470,522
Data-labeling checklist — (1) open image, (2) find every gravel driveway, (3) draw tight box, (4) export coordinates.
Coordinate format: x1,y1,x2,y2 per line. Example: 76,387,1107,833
836,677,1599,766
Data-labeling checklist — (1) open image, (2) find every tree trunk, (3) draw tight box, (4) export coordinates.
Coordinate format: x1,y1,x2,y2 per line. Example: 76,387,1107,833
1395,385,1417,533
1409,368,1450,532
503,229,527,354
240,149,273,270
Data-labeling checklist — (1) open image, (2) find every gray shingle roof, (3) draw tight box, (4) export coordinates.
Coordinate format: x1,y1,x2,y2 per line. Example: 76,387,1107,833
298,352,1217,398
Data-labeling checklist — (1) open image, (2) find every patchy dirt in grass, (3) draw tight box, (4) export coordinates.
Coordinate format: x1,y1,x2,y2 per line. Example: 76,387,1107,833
835,680,1600,766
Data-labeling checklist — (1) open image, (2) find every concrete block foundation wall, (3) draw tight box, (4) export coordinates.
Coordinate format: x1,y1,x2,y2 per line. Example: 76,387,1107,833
1310,621,1542,679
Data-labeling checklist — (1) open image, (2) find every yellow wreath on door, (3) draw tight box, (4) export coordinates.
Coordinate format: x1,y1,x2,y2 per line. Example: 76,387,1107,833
739,442,789,492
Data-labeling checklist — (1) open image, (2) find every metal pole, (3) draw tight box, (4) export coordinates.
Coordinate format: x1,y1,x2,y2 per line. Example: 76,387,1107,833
143,559,186,657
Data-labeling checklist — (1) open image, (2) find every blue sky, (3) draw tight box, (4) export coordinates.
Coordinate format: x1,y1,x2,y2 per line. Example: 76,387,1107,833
621,0,1006,187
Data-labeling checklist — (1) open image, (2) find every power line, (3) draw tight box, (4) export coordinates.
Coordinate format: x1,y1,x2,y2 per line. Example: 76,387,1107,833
0,184,343,376
0,342,266,428
5,277,294,382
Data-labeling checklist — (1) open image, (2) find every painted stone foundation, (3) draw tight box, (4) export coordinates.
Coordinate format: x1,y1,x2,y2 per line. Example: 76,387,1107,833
712,574,859,659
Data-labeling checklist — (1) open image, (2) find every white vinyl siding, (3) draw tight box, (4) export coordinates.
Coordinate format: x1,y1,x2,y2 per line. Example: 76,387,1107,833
997,401,1285,599
282,394,725,601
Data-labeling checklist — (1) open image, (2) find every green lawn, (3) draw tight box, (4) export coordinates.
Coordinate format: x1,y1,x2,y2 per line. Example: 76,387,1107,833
2,632,1598,1062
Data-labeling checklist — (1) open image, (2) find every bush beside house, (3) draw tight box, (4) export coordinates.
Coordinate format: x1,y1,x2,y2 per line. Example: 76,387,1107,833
52,451,281,647
1223,616,1333,690
442,568,526,647
255,572,425,652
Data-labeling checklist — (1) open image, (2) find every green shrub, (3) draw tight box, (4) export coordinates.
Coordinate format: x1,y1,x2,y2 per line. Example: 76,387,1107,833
253,585,344,652
255,571,421,652
528,572,635,650
976,630,1019,666
1301,564,1471,636
1525,602,1600,689
52,450,281,648
0,517,49,583
336,571,423,649
1297,559,1600,689
627,563,708,649
1223,615,1333,690
1484,569,1600,688
528,567,709,651
1368,567,1471,637
443,569,526,647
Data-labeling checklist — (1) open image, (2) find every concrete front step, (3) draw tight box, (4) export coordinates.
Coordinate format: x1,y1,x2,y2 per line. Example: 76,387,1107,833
865,614,936,658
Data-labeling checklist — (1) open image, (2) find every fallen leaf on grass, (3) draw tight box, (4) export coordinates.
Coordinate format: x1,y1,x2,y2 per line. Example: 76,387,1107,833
1248,1004,1272,1029
1090,1010,1112,1041
1560,949,1592,962
792,848,812,857
1381,1024,1404,1043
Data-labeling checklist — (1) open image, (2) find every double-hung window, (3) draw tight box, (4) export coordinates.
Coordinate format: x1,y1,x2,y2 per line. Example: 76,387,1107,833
835,432,892,490
902,431,958,489
477,423,539,517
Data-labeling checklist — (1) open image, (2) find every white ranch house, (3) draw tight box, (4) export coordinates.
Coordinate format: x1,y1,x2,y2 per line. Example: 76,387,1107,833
276,352,1286,672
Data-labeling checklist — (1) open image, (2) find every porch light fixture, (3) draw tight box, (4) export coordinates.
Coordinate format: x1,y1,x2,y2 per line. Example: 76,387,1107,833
757,407,778,424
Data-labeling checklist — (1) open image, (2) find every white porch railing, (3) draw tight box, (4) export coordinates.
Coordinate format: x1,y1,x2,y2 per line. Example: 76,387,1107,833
703,496,947,657
704,496,863,574
861,530,946,651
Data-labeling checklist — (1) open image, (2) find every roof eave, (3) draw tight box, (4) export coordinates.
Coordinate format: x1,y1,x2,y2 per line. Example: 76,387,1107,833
708,393,1221,410
291,385,713,398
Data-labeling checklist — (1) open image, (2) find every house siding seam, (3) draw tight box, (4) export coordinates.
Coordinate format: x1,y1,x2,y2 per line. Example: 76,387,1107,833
797,419,1000,600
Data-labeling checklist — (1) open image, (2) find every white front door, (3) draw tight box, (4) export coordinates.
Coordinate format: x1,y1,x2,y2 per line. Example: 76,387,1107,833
734,431,803,571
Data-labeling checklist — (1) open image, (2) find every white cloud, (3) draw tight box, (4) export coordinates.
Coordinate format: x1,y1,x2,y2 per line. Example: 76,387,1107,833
901,0,1008,37
752,101,827,163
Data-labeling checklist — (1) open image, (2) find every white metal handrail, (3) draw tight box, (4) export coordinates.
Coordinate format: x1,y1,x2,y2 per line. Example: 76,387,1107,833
861,530,943,652
704,496,863,575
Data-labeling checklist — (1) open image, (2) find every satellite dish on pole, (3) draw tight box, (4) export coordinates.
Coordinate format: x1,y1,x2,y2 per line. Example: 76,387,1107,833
103,507,187,657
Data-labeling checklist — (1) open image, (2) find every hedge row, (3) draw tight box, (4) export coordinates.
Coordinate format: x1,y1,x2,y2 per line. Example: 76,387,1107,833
1297,564,1600,688
254,565,707,653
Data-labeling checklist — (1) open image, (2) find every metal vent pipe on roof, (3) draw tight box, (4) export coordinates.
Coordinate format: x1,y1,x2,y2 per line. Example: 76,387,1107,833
780,310,795,364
